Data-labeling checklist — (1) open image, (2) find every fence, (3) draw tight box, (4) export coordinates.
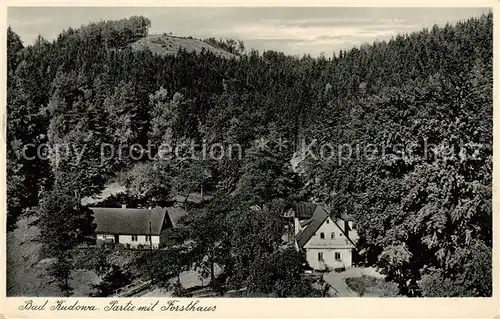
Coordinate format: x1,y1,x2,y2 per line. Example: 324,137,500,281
113,279,151,297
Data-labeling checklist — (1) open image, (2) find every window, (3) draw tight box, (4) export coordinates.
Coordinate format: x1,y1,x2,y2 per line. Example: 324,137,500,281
320,232,325,239
335,252,341,260
131,235,138,241
331,232,335,239
318,252,324,261
326,219,329,224
339,233,343,236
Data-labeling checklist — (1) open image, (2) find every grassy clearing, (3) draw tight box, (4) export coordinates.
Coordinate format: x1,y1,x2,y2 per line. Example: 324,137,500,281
345,275,400,297
7,216,99,296
130,34,237,59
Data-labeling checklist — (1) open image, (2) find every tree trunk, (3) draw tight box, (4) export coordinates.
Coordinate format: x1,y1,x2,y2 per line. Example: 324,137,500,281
176,273,182,296
210,251,215,286
64,277,70,297
183,193,189,211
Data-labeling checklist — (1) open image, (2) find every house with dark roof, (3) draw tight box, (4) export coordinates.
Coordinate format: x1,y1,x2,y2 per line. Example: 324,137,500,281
90,206,187,249
290,203,359,271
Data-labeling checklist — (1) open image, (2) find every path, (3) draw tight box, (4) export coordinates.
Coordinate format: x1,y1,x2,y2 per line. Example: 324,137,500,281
322,267,384,297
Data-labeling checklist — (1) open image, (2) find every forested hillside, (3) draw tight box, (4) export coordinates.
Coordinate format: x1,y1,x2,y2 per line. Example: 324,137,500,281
7,13,492,297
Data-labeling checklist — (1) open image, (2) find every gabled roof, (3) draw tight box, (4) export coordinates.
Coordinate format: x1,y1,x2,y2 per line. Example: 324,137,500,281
300,218,313,227
292,202,317,219
295,205,357,249
91,207,168,235
295,205,329,249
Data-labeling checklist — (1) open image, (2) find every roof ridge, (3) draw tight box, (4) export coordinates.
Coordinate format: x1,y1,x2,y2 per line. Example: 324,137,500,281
295,205,358,249
92,207,168,236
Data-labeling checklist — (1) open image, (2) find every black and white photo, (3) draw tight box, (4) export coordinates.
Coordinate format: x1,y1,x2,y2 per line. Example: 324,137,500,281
5,6,493,302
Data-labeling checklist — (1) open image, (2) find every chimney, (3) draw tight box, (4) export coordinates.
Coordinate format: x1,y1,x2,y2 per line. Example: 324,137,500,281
121,204,127,209
344,220,349,238
294,217,301,235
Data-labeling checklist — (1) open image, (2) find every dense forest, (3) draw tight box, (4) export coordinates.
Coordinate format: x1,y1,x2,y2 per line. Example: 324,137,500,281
7,13,492,297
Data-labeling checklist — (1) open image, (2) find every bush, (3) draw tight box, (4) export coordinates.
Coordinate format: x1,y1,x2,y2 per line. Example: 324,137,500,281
345,275,399,297
92,265,132,297
246,248,322,297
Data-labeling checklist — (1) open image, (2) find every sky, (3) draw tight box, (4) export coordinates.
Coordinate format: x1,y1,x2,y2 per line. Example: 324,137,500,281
8,7,491,56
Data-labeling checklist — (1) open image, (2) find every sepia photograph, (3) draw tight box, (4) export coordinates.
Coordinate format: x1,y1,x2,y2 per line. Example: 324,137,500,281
4,5,493,303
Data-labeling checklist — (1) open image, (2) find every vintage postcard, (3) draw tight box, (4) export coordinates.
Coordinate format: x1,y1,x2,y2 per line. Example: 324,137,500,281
1,1,499,318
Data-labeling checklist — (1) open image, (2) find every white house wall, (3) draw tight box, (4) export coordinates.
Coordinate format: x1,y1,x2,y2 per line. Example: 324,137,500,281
293,218,302,235
96,234,111,241
303,217,355,249
306,248,353,270
97,234,160,249
119,235,160,248
301,217,355,270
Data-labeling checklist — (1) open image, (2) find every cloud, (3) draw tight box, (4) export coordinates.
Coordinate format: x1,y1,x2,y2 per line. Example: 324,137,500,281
8,7,491,56
8,16,53,27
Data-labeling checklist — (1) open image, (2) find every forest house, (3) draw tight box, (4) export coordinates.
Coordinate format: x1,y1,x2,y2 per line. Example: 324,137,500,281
90,206,187,249
291,203,359,271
